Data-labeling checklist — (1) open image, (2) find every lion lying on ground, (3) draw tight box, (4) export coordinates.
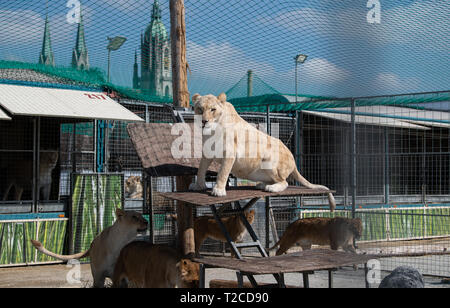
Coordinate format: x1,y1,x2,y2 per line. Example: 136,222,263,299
112,241,200,288
125,176,143,199
31,208,148,288
269,217,363,256
189,93,336,212
194,210,255,256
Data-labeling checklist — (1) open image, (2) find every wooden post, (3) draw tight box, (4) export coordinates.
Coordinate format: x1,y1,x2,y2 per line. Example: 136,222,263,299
170,0,190,108
170,0,195,257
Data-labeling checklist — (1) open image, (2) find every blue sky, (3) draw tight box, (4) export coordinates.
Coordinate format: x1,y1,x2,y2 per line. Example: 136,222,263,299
0,0,448,98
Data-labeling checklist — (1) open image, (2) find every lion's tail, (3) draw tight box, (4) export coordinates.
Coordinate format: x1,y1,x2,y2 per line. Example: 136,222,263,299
30,240,89,261
268,238,282,251
290,169,336,212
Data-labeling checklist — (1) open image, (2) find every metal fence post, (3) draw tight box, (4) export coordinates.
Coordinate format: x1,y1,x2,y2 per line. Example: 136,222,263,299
295,110,303,173
384,127,389,205
350,99,357,218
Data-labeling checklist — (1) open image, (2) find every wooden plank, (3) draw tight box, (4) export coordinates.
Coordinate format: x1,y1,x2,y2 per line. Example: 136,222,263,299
161,186,334,207
175,176,195,257
193,249,375,275
209,279,298,288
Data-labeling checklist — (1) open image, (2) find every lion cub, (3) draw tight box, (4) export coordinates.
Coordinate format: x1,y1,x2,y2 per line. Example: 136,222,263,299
195,210,255,255
269,217,363,256
112,241,200,288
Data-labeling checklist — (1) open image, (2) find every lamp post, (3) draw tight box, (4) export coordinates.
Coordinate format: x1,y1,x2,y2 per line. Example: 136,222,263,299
99,36,127,173
294,53,308,103
294,53,308,179
107,36,127,83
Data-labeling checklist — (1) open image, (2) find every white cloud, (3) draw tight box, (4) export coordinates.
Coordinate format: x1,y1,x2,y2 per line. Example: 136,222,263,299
302,58,351,83
258,1,449,51
374,72,421,92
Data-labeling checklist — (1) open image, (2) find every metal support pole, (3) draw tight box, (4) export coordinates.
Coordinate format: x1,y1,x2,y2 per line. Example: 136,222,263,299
104,121,110,172
384,127,389,205
199,264,206,288
328,270,334,288
93,120,98,172
302,272,310,288
72,123,77,173
350,99,357,218
107,49,111,83
265,197,270,250
422,131,426,204
295,61,298,104
295,110,303,172
32,118,40,213
266,105,271,135
265,105,271,251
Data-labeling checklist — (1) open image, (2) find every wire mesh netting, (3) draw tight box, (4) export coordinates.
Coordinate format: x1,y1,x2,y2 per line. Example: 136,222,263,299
0,0,448,98
0,0,449,282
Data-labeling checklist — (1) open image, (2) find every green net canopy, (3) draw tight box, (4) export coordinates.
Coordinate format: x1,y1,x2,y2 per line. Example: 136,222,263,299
230,91,450,113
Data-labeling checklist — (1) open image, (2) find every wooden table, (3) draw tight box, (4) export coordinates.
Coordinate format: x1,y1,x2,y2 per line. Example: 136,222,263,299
160,186,333,207
194,249,377,288
160,186,344,288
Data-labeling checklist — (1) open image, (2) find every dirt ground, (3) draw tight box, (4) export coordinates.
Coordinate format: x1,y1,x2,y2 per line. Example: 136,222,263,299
0,262,449,288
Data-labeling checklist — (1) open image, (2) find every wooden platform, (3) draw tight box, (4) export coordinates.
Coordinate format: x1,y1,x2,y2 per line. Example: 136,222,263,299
160,186,333,206
193,249,374,275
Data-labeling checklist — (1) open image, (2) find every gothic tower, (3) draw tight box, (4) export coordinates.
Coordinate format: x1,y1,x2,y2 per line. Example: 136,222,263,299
140,0,172,97
72,8,89,70
39,15,55,67
133,50,140,89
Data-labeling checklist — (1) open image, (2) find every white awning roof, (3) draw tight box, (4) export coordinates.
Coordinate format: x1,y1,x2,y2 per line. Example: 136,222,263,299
0,84,144,122
303,110,430,130
0,109,11,120
303,106,450,130
0,107,11,120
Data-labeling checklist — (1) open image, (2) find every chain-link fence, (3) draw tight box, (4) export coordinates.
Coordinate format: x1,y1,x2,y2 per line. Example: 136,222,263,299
0,116,95,266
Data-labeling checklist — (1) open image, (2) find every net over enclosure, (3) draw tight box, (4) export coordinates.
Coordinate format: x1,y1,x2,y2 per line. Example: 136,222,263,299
1,0,449,280
0,0,447,98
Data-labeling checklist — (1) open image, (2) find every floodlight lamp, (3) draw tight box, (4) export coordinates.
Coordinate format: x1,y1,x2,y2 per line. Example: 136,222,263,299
107,36,127,51
295,54,308,64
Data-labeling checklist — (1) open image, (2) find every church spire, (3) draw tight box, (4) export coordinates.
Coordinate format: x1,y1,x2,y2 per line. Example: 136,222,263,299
72,5,90,70
133,50,140,89
152,0,162,20
39,15,55,67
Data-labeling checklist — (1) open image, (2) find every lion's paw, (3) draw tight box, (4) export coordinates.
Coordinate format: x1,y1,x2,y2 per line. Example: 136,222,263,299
211,186,227,197
189,182,207,191
264,182,288,193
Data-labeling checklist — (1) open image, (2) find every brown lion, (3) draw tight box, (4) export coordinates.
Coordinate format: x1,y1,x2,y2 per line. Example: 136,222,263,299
112,241,200,288
195,210,255,256
269,217,363,256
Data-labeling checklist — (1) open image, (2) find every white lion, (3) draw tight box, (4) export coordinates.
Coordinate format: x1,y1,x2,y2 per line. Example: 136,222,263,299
189,93,336,212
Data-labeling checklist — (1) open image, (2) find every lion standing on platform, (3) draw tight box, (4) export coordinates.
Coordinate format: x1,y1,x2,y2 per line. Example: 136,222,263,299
189,93,336,212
